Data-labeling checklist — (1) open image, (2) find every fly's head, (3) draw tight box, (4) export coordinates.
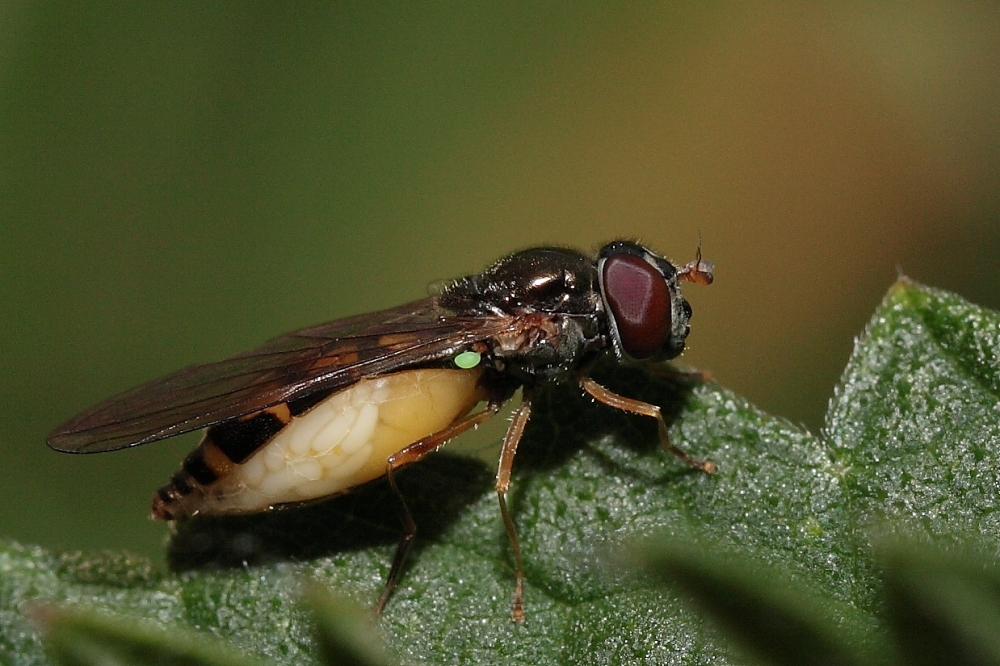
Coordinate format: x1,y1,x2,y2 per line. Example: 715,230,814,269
596,240,712,362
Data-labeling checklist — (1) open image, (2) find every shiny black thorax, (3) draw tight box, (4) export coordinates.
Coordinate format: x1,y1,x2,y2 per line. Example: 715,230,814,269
440,247,605,384
439,244,692,386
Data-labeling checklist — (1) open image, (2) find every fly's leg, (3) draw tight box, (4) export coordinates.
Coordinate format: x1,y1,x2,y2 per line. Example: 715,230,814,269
495,395,533,622
578,375,716,474
373,401,504,617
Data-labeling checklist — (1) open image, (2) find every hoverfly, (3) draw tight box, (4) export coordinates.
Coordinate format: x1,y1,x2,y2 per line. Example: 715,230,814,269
48,240,715,621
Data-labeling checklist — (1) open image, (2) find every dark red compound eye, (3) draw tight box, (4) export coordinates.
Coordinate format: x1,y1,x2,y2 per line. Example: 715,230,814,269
601,253,671,359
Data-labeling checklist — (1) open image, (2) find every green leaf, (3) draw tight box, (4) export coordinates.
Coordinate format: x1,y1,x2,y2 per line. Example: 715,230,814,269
303,585,394,666
878,538,1000,666
634,539,886,666
827,278,1000,539
35,604,269,666
2,278,1000,665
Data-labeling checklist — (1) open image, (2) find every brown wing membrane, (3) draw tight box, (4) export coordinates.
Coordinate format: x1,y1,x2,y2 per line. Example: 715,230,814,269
48,297,511,454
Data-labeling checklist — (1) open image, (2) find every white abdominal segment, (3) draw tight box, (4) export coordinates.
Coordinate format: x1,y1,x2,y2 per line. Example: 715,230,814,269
203,367,485,513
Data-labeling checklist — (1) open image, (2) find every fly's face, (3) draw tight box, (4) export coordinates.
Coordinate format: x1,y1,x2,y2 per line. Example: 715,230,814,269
48,239,714,621
597,240,700,362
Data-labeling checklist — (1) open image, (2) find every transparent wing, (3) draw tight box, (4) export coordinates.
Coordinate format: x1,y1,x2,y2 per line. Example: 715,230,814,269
48,297,510,453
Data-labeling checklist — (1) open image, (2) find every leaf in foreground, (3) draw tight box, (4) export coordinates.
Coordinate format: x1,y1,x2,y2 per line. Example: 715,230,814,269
634,538,885,666
35,604,267,666
879,538,1000,666
303,584,395,666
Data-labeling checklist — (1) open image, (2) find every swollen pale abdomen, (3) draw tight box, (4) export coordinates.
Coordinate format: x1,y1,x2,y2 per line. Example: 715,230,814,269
159,367,485,518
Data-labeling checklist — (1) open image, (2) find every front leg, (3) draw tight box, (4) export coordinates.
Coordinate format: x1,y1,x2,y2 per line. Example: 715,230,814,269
578,375,716,474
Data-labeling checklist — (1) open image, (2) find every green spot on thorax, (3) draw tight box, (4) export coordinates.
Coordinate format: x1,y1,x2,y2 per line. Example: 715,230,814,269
454,350,482,369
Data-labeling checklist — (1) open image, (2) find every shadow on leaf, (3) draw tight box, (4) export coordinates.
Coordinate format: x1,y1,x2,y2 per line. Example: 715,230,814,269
515,358,701,474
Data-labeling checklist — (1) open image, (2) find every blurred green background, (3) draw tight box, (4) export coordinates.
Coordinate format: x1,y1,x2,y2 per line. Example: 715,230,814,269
2,2,999,561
